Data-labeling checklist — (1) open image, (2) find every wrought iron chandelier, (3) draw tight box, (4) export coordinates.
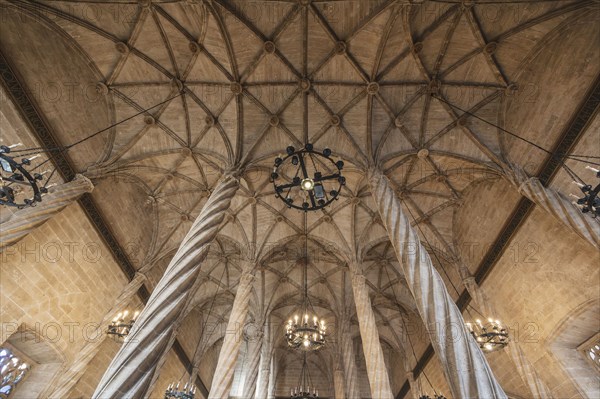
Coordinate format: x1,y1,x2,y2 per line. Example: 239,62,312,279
290,354,318,398
0,143,53,208
571,165,600,217
271,143,344,211
466,318,509,352
0,93,184,210
107,310,139,338
419,395,446,399
285,214,327,351
164,382,195,399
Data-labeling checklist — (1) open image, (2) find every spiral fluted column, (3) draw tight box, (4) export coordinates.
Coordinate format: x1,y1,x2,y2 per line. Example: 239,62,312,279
255,324,272,399
209,270,255,398
333,368,346,399
405,371,420,399
267,355,277,399
458,264,554,398
47,272,146,398
504,163,599,249
242,330,263,399
92,174,239,399
341,330,361,399
350,271,394,399
368,168,506,398
0,174,93,249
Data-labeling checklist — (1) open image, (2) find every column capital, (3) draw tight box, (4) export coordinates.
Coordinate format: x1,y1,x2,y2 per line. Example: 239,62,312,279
462,275,476,285
351,272,366,287
239,270,256,286
366,165,385,183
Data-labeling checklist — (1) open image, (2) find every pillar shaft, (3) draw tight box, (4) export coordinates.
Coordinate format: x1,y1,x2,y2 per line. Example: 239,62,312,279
0,174,93,249
351,272,394,399
93,174,239,399
333,369,345,399
368,168,506,398
505,163,599,249
255,324,272,399
208,271,255,398
242,332,263,399
341,331,361,399
458,265,554,398
405,371,420,399
267,355,277,399
47,272,146,399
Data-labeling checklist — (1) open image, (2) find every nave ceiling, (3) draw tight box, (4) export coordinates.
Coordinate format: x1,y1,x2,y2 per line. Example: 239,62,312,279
0,0,598,392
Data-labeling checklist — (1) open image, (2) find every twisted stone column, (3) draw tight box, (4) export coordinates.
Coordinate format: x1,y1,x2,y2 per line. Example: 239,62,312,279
93,174,239,399
504,163,599,249
341,330,361,399
47,272,146,398
242,330,263,398
368,168,506,399
333,368,346,399
267,354,277,399
458,265,554,398
350,271,394,399
0,174,93,250
405,371,420,399
208,270,255,398
255,324,272,399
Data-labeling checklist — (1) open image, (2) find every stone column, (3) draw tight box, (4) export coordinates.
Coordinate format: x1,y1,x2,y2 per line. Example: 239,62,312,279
47,272,146,398
267,354,277,399
350,271,394,399
242,328,263,399
341,330,361,399
405,371,420,399
92,174,239,398
0,174,93,249
504,163,599,249
333,368,346,399
458,264,554,398
368,167,506,398
255,324,272,399
208,270,255,398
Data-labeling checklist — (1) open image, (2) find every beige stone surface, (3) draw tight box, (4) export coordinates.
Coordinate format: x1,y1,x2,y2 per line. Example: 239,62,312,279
1,0,599,397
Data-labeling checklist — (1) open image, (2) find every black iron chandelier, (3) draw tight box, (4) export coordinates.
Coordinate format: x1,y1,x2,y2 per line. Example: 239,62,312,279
107,310,139,338
572,166,600,218
0,93,183,209
466,318,509,353
164,382,195,399
419,395,446,399
290,354,319,398
0,144,52,208
271,143,344,211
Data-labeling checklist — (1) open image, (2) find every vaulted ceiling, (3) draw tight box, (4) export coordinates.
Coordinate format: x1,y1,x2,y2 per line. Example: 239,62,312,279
1,0,598,395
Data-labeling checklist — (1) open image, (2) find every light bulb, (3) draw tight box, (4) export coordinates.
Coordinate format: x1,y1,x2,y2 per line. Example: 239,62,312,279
484,343,493,351
301,178,314,191
304,340,309,347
